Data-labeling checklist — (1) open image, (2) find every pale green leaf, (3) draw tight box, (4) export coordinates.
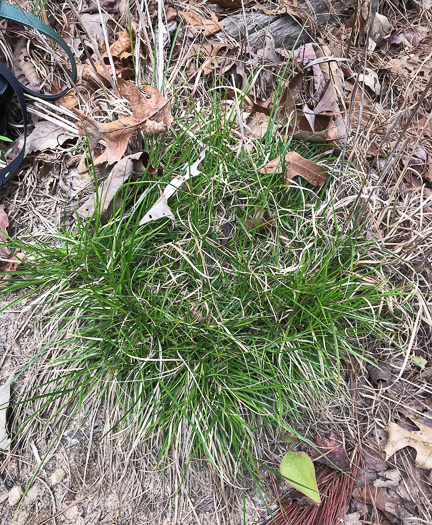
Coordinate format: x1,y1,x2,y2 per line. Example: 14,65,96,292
412,355,427,370
280,433,298,444
280,451,321,504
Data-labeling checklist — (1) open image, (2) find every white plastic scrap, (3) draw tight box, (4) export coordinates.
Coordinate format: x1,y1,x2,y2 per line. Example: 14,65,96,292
0,374,12,451
139,150,206,226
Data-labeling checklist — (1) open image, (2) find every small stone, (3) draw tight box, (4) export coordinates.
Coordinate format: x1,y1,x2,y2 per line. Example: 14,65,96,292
64,505,79,520
8,486,22,506
50,468,65,486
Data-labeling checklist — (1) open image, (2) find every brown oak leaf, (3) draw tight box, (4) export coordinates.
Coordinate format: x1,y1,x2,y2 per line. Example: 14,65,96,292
260,152,329,186
179,10,222,37
77,152,156,220
383,420,432,469
72,81,172,165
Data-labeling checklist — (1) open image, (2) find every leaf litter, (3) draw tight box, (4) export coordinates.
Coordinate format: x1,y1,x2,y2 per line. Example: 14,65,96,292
72,81,172,165
383,420,432,469
77,151,156,220
260,151,329,186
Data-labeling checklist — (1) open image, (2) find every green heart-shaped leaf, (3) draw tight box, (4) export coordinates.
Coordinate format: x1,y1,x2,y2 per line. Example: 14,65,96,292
280,451,321,504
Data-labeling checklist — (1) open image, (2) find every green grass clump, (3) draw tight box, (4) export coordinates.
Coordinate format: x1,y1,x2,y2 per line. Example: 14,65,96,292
1,95,407,479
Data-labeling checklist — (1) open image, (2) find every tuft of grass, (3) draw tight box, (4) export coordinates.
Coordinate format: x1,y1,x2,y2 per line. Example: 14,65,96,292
1,90,410,483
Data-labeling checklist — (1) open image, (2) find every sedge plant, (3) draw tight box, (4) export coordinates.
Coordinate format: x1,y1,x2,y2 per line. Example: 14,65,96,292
0,88,411,485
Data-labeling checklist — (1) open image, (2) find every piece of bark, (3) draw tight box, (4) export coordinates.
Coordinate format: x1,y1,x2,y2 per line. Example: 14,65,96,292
212,0,355,49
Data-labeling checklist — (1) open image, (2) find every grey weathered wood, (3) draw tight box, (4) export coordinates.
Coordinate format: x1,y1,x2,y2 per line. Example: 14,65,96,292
212,0,355,49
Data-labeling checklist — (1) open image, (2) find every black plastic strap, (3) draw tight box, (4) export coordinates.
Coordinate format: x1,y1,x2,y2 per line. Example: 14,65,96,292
0,61,27,188
0,0,77,99
0,0,77,187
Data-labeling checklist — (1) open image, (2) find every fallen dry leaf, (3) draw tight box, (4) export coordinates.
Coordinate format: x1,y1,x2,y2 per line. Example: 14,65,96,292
344,513,362,525
258,0,308,22
0,208,17,278
312,83,346,140
8,485,22,506
383,420,432,469
184,43,237,76
18,122,75,154
352,486,404,520
12,38,39,91
209,0,253,7
293,44,325,100
243,208,270,232
373,468,401,488
245,111,270,139
260,152,329,186
273,47,346,141
408,145,428,179
139,151,205,226
80,0,125,15
73,81,172,165
389,27,429,48
370,12,392,46
309,432,351,472
358,68,381,95
250,72,303,120
77,152,155,220
59,91,79,110
94,26,137,84
314,44,345,96
79,12,108,44
388,54,432,88
179,9,222,37
356,430,389,488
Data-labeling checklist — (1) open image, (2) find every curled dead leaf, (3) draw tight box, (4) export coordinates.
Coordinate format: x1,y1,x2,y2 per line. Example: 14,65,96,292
73,81,172,165
79,12,108,44
383,420,432,469
12,38,40,91
77,152,155,221
260,152,329,186
179,10,222,37
243,208,269,232
309,432,351,472
210,0,254,7
94,26,138,84
16,121,75,154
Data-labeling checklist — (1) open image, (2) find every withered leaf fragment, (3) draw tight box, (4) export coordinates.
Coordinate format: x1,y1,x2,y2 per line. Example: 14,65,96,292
0,207,17,278
260,152,329,186
179,10,222,37
73,81,172,165
77,152,155,220
383,420,432,469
